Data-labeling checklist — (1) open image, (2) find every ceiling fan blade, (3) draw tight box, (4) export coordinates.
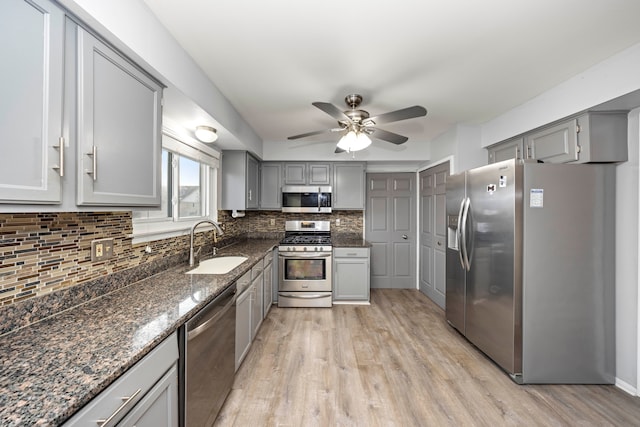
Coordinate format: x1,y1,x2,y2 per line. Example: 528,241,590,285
312,102,352,122
288,127,345,140
369,128,409,145
365,105,427,125
334,146,346,154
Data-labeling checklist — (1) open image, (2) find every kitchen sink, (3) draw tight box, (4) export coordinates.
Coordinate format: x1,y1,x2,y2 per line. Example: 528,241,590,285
186,256,248,275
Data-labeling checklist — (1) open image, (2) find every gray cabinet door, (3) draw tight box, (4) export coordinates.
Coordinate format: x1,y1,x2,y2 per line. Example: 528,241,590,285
283,162,332,185
333,163,365,209
333,248,370,301
418,162,449,308
308,163,331,185
488,138,524,164
260,162,282,209
366,173,416,289
251,271,263,339
235,286,252,371
76,27,162,206
525,120,579,163
246,154,259,209
263,260,273,315
283,163,306,185
0,0,65,203
118,364,179,427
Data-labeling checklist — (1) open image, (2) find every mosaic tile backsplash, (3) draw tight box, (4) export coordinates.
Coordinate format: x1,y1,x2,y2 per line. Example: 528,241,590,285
0,210,363,309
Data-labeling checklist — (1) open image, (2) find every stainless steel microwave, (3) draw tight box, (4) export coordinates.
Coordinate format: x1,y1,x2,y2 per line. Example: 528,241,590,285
282,186,332,213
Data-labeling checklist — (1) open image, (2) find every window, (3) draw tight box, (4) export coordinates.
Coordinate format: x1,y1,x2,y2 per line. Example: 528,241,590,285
132,132,220,243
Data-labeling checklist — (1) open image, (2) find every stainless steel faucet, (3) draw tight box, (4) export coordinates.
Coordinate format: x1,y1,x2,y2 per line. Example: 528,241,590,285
189,219,224,267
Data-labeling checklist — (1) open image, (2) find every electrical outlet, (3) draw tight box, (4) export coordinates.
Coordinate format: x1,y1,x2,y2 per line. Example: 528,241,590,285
336,218,341,226
270,218,276,226
91,238,114,262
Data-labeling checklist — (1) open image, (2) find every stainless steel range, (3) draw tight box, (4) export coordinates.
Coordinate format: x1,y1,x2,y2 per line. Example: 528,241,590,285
278,220,332,308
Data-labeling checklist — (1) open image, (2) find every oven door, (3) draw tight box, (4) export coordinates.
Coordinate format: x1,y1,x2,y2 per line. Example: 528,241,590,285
278,251,332,292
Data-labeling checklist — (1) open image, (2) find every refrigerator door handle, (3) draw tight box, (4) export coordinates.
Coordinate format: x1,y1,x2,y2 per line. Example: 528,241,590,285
456,198,466,269
460,197,471,271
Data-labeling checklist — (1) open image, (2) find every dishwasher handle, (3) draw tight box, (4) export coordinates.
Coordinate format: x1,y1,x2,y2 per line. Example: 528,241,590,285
187,285,236,341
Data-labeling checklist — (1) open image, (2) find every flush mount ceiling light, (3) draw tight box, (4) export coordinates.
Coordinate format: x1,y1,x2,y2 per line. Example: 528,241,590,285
336,129,372,153
195,125,218,143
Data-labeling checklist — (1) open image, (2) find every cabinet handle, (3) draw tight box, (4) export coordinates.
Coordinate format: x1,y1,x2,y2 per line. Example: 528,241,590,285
96,388,142,426
52,137,65,177
87,145,97,181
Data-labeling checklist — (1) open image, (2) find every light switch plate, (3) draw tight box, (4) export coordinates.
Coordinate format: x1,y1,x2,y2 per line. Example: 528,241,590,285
91,238,114,262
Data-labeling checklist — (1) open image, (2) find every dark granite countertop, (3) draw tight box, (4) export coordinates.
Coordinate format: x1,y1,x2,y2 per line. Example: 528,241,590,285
332,234,372,248
0,238,279,427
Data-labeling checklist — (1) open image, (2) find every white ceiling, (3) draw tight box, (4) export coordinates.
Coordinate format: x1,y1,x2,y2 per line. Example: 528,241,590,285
142,0,640,152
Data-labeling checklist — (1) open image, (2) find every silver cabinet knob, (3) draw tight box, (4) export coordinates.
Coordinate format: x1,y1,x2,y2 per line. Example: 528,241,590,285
402,234,408,239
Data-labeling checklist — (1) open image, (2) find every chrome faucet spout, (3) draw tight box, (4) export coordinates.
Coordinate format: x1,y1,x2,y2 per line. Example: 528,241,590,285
189,220,224,267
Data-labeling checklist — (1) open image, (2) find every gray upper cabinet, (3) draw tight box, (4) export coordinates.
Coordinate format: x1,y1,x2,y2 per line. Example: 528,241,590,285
259,162,282,209
283,163,332,186
333,162,366,210
525,119,579,163
487,112,627,165
76,27,163,206
0,0,65,204
221,151,260,210
487,137,524,164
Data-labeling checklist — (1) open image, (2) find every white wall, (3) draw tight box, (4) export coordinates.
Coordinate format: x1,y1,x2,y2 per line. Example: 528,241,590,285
616,109,639,393
59,0,263,156
481,42,640,147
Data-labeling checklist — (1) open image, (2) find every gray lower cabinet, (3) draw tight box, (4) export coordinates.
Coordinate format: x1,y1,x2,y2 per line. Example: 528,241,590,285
333,162,366,209
75,26,162,206
487,112,628,164
118,364,179,427
222,151,260,210
263,251,274,315
64,332,178,426
235,271,252,371
260,162,282,209
0,0,65,204
333,247,370,303
251,261,264,338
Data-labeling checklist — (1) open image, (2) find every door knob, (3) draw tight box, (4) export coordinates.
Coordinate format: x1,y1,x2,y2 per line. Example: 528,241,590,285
402,234,408,239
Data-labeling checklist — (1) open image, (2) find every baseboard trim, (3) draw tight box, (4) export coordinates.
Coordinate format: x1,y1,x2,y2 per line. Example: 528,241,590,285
615,377,638,396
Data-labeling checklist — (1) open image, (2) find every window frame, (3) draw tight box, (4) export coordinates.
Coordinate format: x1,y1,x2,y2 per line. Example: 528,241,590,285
131,130,220,244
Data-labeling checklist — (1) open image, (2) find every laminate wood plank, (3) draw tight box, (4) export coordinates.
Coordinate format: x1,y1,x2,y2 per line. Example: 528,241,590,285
215,289,640,426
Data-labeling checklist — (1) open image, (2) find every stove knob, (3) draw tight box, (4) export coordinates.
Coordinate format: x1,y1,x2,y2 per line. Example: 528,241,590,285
315,247,320,252
303,247,307,251
288,247,293,252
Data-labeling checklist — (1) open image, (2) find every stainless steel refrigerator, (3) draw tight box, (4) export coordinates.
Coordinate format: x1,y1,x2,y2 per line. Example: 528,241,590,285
446,159,615,384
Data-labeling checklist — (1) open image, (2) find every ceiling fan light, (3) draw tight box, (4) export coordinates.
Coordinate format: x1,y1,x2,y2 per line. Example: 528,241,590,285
195,125,218,143
354,132,372,150
337,130,358,152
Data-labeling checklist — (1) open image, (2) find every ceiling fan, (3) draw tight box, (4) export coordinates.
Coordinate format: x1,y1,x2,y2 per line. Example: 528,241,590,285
287,94,427,153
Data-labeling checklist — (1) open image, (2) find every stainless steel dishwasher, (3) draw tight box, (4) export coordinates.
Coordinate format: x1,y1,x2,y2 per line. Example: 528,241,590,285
180,283,236,427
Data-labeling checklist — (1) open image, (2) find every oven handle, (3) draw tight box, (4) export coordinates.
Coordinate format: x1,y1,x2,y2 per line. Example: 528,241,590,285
278,252,332,258
278,293,330,299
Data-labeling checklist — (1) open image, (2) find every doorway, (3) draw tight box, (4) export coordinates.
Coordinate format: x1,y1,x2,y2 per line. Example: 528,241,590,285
365,173,416,289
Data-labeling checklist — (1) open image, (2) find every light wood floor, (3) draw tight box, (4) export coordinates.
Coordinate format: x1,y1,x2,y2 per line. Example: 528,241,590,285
215,289,640,426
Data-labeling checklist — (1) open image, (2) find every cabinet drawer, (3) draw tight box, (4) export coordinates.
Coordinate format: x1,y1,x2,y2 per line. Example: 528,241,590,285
64,332,178,426
251,260,264,279
263,251,274,266
237,270,252,294
334,248,368,258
